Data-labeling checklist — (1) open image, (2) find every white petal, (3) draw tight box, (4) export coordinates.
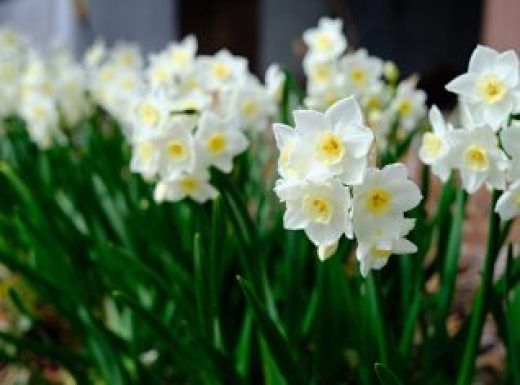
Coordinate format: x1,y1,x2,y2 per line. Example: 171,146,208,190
468,45,498,73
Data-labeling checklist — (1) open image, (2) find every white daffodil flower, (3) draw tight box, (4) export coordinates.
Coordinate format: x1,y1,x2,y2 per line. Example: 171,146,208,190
157,120,196,179
495,180,520,221
109,42,143,70
146,53,175,90
195,111,248,173
274,178,351,247
130,139,162,180
229,78,273,131
303,17,347,62
340,49,383,97
265,64,285,104
317,241,340,261
272,122,310,181
500,123,520,181
292,97,374,185
446,125,509,193
304,56,344,95
352,164,422,248
20,94,62,149
197,49,247,91
356,218,417,277
419,105,454,181
131,91,172,142
390,81,427,131
445,45,520,130
165,35,197,74
84,39,106,68
154,166,218,204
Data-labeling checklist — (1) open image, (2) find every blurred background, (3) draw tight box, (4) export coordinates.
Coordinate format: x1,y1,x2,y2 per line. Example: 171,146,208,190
1,0,519,109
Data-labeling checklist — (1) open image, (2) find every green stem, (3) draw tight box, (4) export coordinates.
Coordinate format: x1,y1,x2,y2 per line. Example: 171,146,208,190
455,190,501,385
367,274,390,365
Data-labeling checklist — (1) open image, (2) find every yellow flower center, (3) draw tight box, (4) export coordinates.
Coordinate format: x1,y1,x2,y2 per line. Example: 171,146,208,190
370,247,392,260
181,177,199,193
397,98,413,117
312,65,331,83
324,92,339,107
31,105,47,119
421,133,443,158
0,31,17,48
138,103,160,127
365,188,392,215
120,77,136,90
303,195,333,224
366,96,380,111
212,62,230,80
515,193,520,208
100,68,115,81
241,99,259,117
207,133,227,154
464,145,489,171
315,132,344,165
166,140,187,159
350,67,366,85
315,33,333,52
153,67,169,83
120,51,136,66
476,74,506,104
0,64,16,81
171,50,188,66
137,142,154,162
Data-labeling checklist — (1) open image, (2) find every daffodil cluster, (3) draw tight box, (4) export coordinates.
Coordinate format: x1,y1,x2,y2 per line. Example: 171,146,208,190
302,17,427,149
0,28,92,148
274,96,422,277
419,45,520,221
126,35,277,204
85,40,145,135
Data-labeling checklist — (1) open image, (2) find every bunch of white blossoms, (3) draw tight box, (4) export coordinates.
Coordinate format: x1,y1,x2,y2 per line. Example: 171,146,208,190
128,35,278,204
419,45,520,222
85,40,145,135
274,96,422,277
0,28,92,149
302,17,427,149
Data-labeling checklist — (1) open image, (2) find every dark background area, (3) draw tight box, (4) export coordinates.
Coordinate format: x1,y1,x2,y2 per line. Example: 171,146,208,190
0,0,485,108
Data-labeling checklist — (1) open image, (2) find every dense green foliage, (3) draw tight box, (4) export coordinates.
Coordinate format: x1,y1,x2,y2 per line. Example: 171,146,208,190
0,100,519,385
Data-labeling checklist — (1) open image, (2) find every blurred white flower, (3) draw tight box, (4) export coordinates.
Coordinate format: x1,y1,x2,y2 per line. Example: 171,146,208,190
265,64,285,104
495,179,520,221
131,91,172,142
419,105,453,181
84,39,106,68
446,45,520,130
500,123,520,181
274,178,351,247
303,17,347,62
352,164,421,248
356,218,417,277
195,111,248,173
340,49,383,97
390,81,427,131
154,166,218,204
446,125,509,193
197,49,247,91
157,120,196,179
165,34,197,74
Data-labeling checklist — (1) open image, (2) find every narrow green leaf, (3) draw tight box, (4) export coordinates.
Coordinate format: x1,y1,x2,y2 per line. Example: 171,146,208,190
237,276,305,384
375,363,404,385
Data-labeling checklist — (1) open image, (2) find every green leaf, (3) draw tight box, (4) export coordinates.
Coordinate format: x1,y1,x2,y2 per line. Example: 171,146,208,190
375,363,404,385
237,276,305,385
437,188,467,326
